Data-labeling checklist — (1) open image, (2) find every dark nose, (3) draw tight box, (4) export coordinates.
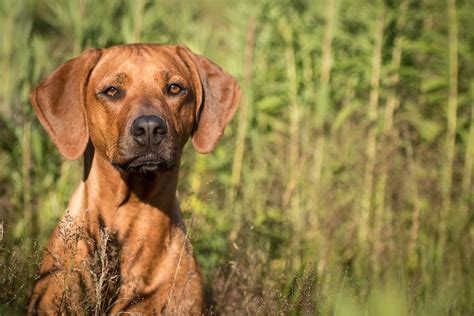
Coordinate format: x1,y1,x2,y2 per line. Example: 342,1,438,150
131,115,168,146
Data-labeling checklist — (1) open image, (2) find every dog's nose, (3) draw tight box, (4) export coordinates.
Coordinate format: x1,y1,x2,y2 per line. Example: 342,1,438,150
131,115,167,146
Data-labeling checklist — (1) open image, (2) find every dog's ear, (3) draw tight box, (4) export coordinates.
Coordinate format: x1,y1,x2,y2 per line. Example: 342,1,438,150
31,48,101,160
177,45,241,154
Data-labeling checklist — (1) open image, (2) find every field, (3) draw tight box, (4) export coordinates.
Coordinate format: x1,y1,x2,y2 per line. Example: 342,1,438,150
0,0,473,314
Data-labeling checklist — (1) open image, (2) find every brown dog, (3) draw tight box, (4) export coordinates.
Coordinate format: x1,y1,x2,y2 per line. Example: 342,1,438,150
27,44,240,314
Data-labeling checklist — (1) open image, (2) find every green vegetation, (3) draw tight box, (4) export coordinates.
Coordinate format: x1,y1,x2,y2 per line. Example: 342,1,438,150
1,0,473,314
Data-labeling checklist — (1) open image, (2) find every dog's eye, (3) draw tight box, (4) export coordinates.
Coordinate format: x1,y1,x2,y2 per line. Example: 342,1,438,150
99,86,122,99
167,83,184,95
103,86,119,97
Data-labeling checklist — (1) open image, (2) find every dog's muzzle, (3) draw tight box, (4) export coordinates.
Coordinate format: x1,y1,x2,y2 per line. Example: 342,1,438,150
112,115,176,174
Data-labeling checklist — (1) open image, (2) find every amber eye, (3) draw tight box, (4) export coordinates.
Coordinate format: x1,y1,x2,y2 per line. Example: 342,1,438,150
102,86,119,98
168,83,183,95
105,87,118,97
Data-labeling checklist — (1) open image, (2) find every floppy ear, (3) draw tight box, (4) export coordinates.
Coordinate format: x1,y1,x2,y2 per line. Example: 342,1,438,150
31,48,101,160
177,45,241,154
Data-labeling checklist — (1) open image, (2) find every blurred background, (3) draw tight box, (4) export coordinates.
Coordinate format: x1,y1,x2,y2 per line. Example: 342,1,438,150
0,0,473,314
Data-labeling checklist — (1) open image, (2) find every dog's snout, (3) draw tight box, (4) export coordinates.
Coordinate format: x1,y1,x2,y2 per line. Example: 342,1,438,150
131,115,167,146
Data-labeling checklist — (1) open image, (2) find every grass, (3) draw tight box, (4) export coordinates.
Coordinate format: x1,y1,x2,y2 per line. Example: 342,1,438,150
1,0,473,314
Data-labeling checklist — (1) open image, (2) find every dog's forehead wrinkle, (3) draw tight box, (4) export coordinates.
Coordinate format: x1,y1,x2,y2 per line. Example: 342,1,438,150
115,72,126,84
160,70,171,81
97,50,188,86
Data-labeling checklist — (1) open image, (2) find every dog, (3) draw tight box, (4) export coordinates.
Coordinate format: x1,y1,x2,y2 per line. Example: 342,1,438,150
27,44,240,314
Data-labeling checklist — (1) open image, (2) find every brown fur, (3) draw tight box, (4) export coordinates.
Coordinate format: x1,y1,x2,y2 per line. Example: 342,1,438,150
27,44,240,314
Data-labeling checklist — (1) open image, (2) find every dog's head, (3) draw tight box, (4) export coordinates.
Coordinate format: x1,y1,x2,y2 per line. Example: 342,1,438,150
31,44,240,174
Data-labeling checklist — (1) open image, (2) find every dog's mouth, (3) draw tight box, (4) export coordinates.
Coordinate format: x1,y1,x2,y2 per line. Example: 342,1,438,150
112,154,176,174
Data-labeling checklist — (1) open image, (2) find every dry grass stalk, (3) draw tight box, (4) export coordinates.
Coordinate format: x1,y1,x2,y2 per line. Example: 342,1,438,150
358,6,385,254
438,0,459,266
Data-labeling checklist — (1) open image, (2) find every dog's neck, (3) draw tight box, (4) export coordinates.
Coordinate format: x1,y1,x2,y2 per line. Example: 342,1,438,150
82,142,180,218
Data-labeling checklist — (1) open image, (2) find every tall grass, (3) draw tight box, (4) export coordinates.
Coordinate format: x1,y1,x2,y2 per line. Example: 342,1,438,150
0,0,473,314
